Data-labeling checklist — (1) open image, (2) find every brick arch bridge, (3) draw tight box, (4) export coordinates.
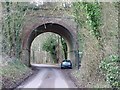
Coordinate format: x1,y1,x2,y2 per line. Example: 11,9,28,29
21,17,79,67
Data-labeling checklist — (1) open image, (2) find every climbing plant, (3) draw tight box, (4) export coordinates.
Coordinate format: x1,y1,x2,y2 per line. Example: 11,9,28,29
99,55,120,88
2,2,25,57
72,2,102,40
60,37,67,59
2,2,33,58
72,2,120,88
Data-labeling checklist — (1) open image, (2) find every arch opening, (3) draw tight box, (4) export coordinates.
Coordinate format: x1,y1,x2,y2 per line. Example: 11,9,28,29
22,23,78,67
30,32,68,64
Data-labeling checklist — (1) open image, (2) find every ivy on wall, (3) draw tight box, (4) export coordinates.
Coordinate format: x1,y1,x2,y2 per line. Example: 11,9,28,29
72,2,102,40
2,2,36,58
2,2,26,58
72,2,119,88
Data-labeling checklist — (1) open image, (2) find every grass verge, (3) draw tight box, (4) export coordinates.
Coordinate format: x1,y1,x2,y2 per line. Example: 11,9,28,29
0,55,33,89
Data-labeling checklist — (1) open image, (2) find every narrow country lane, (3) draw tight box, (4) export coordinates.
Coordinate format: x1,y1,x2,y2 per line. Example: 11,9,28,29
17,64,76,89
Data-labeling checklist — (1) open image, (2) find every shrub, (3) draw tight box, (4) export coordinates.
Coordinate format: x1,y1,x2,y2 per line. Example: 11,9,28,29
99,55,120,88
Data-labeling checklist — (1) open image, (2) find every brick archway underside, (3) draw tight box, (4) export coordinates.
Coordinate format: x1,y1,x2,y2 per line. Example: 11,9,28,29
21,19,78,67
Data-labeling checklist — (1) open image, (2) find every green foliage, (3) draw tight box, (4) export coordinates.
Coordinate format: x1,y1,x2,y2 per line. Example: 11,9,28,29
2,2,29,58
60,37,67,59
42,36,57,62
0,59,28,76
72,2,86,28
42,35,68,62
114,2,120,9
99,55,120,88
72,2,102,40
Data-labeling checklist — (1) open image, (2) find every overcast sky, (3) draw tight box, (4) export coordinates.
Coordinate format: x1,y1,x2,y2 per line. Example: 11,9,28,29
0,0,119,2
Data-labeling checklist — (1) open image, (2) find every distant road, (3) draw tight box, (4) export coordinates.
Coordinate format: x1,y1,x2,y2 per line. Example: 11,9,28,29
17,64,76,89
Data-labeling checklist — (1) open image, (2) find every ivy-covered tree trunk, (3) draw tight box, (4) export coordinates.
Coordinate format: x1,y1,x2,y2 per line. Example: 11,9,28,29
2,2,29,58
60,37,67,59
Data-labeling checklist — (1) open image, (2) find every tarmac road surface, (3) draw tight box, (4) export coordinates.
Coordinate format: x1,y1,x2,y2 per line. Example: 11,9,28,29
17,64,76,89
